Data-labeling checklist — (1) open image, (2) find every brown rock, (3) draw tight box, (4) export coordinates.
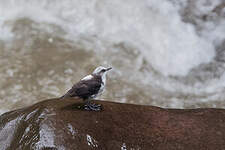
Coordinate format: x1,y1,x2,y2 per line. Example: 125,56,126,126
0,98,225,150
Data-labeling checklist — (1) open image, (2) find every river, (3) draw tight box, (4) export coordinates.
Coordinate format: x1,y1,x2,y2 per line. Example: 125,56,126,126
0,0,225,114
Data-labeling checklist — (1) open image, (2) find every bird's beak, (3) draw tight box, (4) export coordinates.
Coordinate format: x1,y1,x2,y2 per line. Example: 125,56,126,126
106,67,112,71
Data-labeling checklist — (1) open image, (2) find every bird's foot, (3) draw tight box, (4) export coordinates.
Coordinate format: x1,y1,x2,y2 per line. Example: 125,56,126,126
84,102,102,111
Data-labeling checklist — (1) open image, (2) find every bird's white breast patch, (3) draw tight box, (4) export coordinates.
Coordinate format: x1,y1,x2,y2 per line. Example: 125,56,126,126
81,75,93,81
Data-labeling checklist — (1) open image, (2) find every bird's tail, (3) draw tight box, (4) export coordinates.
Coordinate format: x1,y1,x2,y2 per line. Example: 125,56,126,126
59,93,70,99
59,95,65,99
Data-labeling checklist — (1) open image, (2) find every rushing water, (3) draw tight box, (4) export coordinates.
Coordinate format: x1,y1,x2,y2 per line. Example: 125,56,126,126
0,0,225,114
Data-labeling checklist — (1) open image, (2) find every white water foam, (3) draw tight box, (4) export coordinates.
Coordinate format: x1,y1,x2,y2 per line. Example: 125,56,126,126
0,0,225,114
0,0,216,76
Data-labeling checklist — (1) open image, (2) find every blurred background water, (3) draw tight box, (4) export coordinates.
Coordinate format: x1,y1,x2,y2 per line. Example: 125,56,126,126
0,0,225,114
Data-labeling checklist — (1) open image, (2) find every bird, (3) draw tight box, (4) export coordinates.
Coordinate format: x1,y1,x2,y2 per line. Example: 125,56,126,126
61,66,112,111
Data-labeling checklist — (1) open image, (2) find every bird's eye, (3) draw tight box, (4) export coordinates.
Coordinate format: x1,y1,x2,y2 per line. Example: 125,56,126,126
101,69,106,72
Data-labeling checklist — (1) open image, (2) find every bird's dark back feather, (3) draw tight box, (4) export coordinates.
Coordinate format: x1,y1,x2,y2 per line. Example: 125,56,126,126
61,75,102,99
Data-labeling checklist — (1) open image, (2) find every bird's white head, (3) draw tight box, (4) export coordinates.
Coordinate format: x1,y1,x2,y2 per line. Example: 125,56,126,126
92,66,112,77
92,66,112,84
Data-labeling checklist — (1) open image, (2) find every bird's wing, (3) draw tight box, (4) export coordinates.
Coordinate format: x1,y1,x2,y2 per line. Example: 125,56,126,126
62,78,102,99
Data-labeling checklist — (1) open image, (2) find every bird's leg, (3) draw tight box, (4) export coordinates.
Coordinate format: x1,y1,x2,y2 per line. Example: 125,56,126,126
84,99,102,111
90,102,101,108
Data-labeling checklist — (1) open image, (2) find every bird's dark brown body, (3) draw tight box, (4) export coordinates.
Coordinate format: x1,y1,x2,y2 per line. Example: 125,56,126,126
61,74,103,100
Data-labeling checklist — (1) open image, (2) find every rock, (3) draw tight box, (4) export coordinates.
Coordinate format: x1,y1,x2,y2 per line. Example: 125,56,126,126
0,98,225,150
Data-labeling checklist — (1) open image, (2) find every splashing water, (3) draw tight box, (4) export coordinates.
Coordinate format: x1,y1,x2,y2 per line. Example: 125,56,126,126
0,0,225,114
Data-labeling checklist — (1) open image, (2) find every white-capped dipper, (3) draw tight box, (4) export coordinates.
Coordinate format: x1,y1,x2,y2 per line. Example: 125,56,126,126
61,66,112,111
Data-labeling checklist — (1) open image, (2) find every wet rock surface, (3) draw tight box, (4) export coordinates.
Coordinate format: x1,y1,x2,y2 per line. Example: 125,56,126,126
0,98,225,150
